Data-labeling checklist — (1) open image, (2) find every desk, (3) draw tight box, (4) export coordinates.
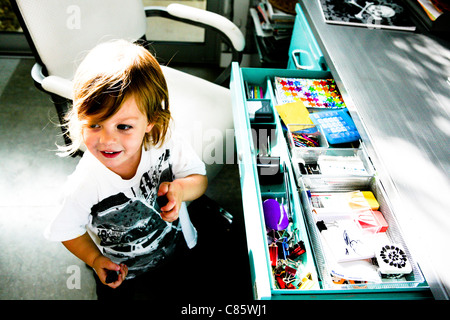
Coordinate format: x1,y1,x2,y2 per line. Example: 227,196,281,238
300,0,450,299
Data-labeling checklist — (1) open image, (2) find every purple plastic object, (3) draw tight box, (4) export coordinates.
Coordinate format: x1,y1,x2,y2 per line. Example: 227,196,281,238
263,199,289,231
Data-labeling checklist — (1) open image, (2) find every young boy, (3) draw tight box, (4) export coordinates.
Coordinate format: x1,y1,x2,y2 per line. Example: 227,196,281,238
45,40,208,299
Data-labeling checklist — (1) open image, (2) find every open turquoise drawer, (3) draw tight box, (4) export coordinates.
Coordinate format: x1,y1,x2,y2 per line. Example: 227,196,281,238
230,63,432,300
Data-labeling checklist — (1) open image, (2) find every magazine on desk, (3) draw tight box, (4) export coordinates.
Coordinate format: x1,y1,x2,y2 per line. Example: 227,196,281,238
318,0,416,31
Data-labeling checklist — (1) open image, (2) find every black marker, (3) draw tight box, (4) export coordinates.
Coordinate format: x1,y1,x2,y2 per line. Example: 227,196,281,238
156,195,169,209
105,270,119,283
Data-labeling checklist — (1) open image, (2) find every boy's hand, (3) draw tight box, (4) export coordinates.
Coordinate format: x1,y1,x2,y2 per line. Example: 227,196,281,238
157,181,183,222
93,255,128,288
157,174,208,223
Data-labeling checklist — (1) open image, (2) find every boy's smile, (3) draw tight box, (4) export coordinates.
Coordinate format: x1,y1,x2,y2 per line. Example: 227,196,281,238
82,95,153,179
100,151,122,158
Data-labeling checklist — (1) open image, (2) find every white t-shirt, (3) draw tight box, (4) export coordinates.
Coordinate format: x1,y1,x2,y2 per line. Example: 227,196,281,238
45,133,206,278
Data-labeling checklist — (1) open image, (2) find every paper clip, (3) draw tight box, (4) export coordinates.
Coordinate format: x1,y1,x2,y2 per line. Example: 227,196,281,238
288,240,306,260
269,243,278,267
282,237,290,259
298,272,315,290
275,273,287,289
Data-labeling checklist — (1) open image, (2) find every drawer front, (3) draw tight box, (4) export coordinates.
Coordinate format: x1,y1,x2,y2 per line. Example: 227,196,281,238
288,3,328,71
230,63,431,299
230,63,272,299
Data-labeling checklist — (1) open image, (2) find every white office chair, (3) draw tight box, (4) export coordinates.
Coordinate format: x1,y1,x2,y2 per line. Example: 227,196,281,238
11,0,245,182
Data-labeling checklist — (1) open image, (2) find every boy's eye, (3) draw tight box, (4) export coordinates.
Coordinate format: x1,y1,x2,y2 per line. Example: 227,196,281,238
89,124,100,129
117,124,132,130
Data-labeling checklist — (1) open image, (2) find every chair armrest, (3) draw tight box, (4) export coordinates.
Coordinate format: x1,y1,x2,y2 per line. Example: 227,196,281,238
167,4,245,52
31,62,73,100
41,76,73,100
31,62,45,87
145,4,244,60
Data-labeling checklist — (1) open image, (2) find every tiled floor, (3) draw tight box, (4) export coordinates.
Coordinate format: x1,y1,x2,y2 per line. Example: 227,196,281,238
0,58,252,300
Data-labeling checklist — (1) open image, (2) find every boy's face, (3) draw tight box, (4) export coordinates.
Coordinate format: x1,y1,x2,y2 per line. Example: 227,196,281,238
82,95,153,179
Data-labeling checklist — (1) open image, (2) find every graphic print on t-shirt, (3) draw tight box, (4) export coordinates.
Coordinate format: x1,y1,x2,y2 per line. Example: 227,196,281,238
89,149,181,279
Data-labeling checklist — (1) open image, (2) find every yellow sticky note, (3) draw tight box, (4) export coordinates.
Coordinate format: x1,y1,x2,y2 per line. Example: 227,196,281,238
275,101,313,130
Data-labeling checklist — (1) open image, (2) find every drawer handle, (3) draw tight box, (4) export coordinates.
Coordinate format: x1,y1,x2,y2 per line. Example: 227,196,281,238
292,49,314,70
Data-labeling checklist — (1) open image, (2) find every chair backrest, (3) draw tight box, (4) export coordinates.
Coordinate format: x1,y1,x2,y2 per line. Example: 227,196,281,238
13,0,147,80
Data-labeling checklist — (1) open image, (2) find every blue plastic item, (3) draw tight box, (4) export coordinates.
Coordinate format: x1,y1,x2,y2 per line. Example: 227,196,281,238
309,108,360,144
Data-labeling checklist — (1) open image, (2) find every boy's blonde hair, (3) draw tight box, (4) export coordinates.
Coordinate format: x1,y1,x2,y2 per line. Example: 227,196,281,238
59,39,171,156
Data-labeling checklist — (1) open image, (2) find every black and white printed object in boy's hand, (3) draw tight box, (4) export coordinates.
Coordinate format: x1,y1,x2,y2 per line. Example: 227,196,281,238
375,244,412,276
105,270,119,283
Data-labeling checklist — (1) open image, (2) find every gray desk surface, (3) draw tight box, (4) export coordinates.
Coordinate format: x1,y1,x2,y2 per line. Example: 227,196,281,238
300,1,450,299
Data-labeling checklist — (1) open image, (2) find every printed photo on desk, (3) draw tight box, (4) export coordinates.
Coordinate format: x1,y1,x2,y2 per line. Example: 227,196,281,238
318,0,416,31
